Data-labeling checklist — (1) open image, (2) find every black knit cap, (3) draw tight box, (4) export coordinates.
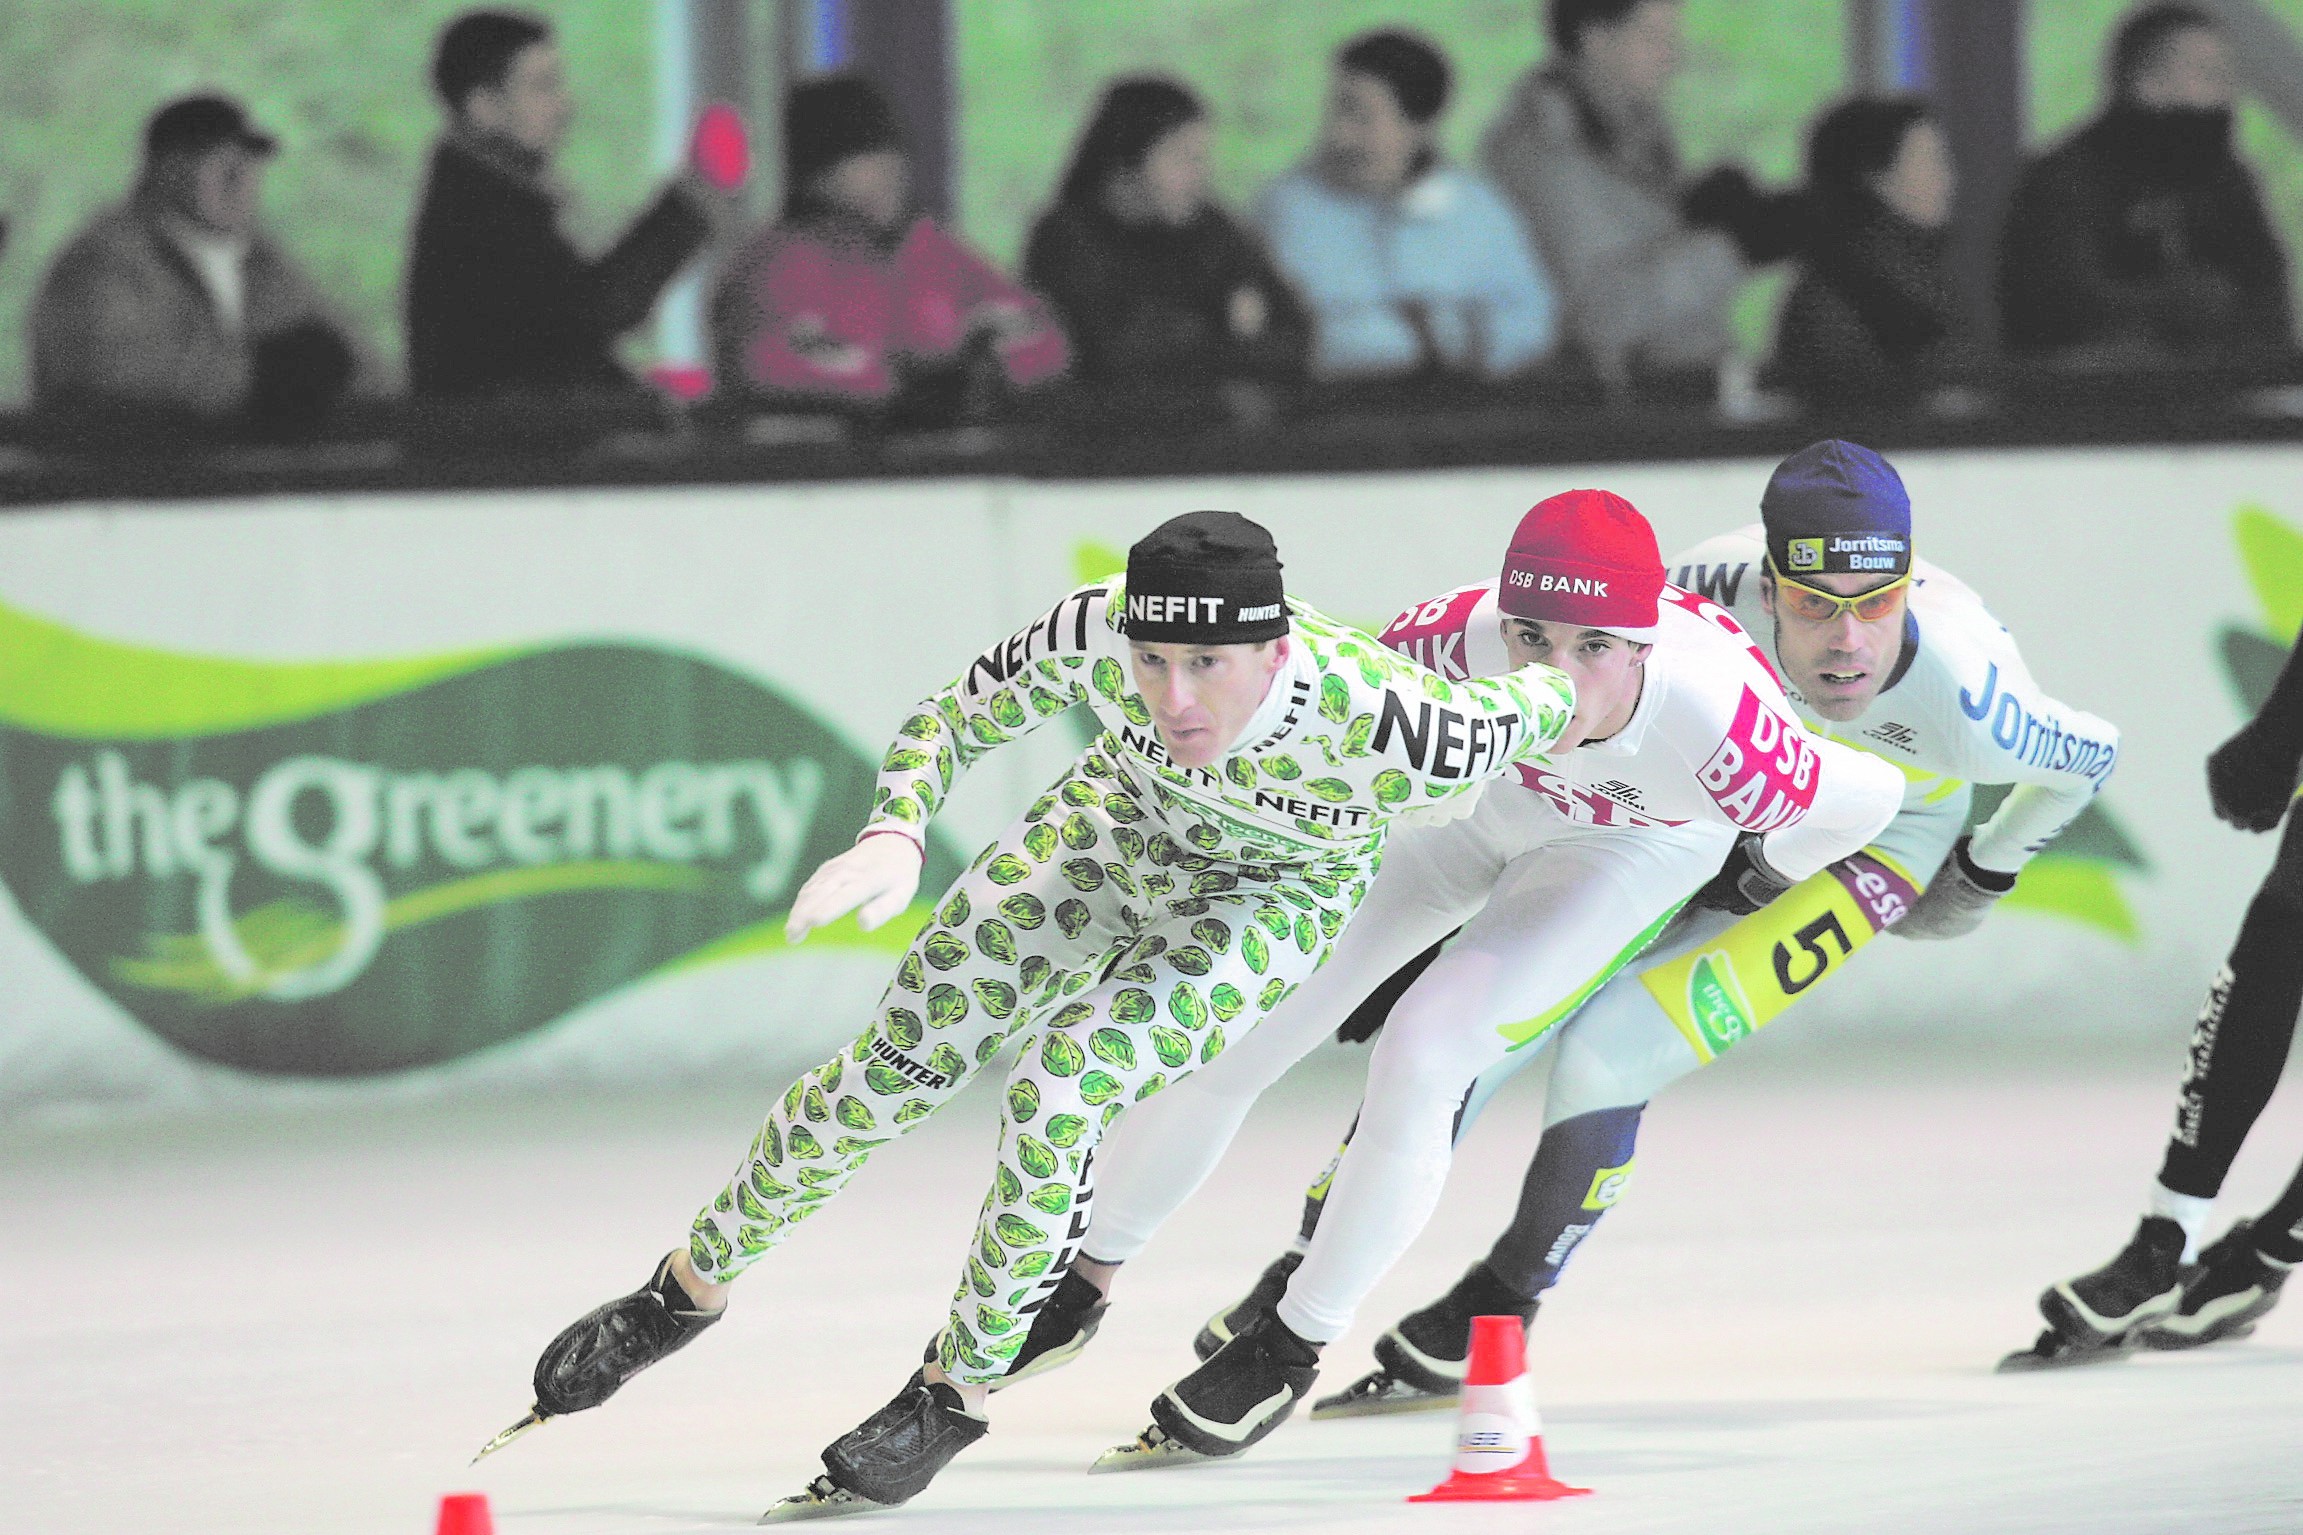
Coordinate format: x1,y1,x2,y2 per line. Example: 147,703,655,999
784,74,905,191
1125,510,1289,645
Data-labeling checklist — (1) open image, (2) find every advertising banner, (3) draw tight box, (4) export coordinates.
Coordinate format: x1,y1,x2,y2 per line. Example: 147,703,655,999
1,446,2295,1108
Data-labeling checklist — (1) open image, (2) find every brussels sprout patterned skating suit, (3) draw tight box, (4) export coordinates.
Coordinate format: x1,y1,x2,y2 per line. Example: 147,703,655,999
687,580,1574,1384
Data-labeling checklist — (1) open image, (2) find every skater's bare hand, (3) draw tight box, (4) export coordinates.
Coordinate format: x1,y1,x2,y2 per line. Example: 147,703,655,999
787,834,924,941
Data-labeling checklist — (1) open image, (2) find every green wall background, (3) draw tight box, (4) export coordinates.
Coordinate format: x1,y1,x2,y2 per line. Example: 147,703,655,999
0,1,2298,404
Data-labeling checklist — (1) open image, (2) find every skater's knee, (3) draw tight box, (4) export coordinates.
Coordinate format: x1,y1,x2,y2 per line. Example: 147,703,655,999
1364,1020,1488,1129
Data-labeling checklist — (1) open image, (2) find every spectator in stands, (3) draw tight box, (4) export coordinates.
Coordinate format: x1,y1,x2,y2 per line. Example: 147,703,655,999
1259,30,1555,380
407,8,718,397
1023,77,1308,385
1772,98,1967,405
713,75,1067,407
1484,0,1803,385
31,94,365,431
1998,3,2291,361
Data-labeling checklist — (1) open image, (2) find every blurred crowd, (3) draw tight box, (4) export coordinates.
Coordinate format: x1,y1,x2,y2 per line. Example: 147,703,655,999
17,0,2300,443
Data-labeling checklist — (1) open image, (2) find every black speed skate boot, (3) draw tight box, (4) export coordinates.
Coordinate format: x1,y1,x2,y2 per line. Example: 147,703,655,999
1999,1216,2185,1371
474,1252,724,1460
1192,1250,1302,1361
2140,1220,2292,1351
763,1371,990,1521
1096,1311,1321,1470
997,1269,1110,1388
918,1269,1112,1391
1313,1261,1537,1419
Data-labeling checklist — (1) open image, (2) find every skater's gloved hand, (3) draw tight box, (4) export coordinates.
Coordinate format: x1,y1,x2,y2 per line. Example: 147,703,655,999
2206,722,2301,833
786,832,924,941
1392,780,1485,831
1891,835,2016,940
1689,833,1793,916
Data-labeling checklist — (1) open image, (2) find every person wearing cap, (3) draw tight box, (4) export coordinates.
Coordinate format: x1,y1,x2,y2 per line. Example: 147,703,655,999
1231,439,2121,1416
492,510,1574,1516
711,74,1068,405
30,92,368,428
1059,487,1903,1464
406,8,727,397
1256,28,1557,380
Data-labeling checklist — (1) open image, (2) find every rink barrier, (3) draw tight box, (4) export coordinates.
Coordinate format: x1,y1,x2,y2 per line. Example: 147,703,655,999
0,445,2295,1103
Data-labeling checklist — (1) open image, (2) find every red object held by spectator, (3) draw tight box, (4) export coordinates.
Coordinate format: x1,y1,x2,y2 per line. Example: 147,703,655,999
692,104,750,193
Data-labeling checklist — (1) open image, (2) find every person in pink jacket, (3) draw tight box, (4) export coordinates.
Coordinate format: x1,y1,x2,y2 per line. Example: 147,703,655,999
711,75,1068,405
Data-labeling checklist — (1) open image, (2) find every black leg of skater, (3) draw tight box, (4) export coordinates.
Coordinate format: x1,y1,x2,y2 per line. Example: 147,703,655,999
1311,1105,1642,1417
2006,683,2303,1370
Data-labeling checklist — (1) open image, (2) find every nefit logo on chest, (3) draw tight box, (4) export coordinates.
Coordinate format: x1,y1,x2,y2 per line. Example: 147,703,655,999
1372,694,1523,780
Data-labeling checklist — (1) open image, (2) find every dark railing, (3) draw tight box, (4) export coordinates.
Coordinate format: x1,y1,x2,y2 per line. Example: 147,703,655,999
5,355,2302,509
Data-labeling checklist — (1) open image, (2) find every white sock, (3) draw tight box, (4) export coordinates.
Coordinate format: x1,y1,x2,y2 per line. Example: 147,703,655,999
2149,1182,2216,1264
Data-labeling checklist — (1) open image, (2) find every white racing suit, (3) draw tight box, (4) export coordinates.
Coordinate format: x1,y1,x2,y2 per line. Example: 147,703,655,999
1115,533,2121,1322
1084,580,1906,1341
685,580,1575,1382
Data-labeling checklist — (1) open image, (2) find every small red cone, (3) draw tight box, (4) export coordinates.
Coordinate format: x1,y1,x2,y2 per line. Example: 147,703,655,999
1408,1315,1590,1503
435,1492,495,1535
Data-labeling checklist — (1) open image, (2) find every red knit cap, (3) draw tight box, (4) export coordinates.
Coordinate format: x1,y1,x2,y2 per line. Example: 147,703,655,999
1497,489,1665,640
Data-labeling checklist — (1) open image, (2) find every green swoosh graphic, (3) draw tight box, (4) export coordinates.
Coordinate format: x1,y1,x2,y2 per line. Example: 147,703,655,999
2000,861,2139,944
2234,505,2303,643
385,860,707,929
112,860,712,1004
0,593,516,739
658,902,937,975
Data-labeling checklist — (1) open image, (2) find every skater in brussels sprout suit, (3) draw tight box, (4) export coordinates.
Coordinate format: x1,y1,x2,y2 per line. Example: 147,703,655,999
476,509,1576,1519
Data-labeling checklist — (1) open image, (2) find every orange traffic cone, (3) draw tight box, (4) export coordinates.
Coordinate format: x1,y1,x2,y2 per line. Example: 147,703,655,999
435,1492,495,1535
1408,1315,1590,1503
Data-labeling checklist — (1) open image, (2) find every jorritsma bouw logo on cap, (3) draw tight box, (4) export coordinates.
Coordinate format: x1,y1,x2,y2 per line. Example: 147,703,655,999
0,597,961,1077
1786,534,1907,574
1762,440,1914,578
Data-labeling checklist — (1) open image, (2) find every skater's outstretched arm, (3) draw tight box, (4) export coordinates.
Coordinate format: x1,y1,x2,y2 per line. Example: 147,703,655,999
1895,600,2119,940
786,583,1111,940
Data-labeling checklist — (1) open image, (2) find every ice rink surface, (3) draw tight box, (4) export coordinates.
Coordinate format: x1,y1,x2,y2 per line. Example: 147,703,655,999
7,1029,2302,1535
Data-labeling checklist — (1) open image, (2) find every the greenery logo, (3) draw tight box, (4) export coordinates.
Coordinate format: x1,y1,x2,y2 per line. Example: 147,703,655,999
0,599,958,1077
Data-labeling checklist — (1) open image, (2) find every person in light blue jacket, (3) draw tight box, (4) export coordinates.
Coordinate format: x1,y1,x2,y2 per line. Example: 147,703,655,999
1259,30,1558,380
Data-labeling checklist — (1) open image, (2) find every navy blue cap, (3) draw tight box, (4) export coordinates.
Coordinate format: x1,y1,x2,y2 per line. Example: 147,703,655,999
1760,439,1912,579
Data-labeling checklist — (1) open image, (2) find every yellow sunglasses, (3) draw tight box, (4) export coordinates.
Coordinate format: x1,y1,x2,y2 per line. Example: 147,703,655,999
1767,560,1914,623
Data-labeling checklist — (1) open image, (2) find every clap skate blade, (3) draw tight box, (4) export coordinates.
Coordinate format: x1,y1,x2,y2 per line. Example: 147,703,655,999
1089,1425,1217,1472
759,1476,887,1522
1995,1327,2135,1373
1309,1368,1457,1419
470,1409,548,1463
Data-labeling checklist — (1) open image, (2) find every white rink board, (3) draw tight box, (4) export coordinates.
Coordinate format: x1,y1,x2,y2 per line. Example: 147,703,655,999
0,443,2294,1106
